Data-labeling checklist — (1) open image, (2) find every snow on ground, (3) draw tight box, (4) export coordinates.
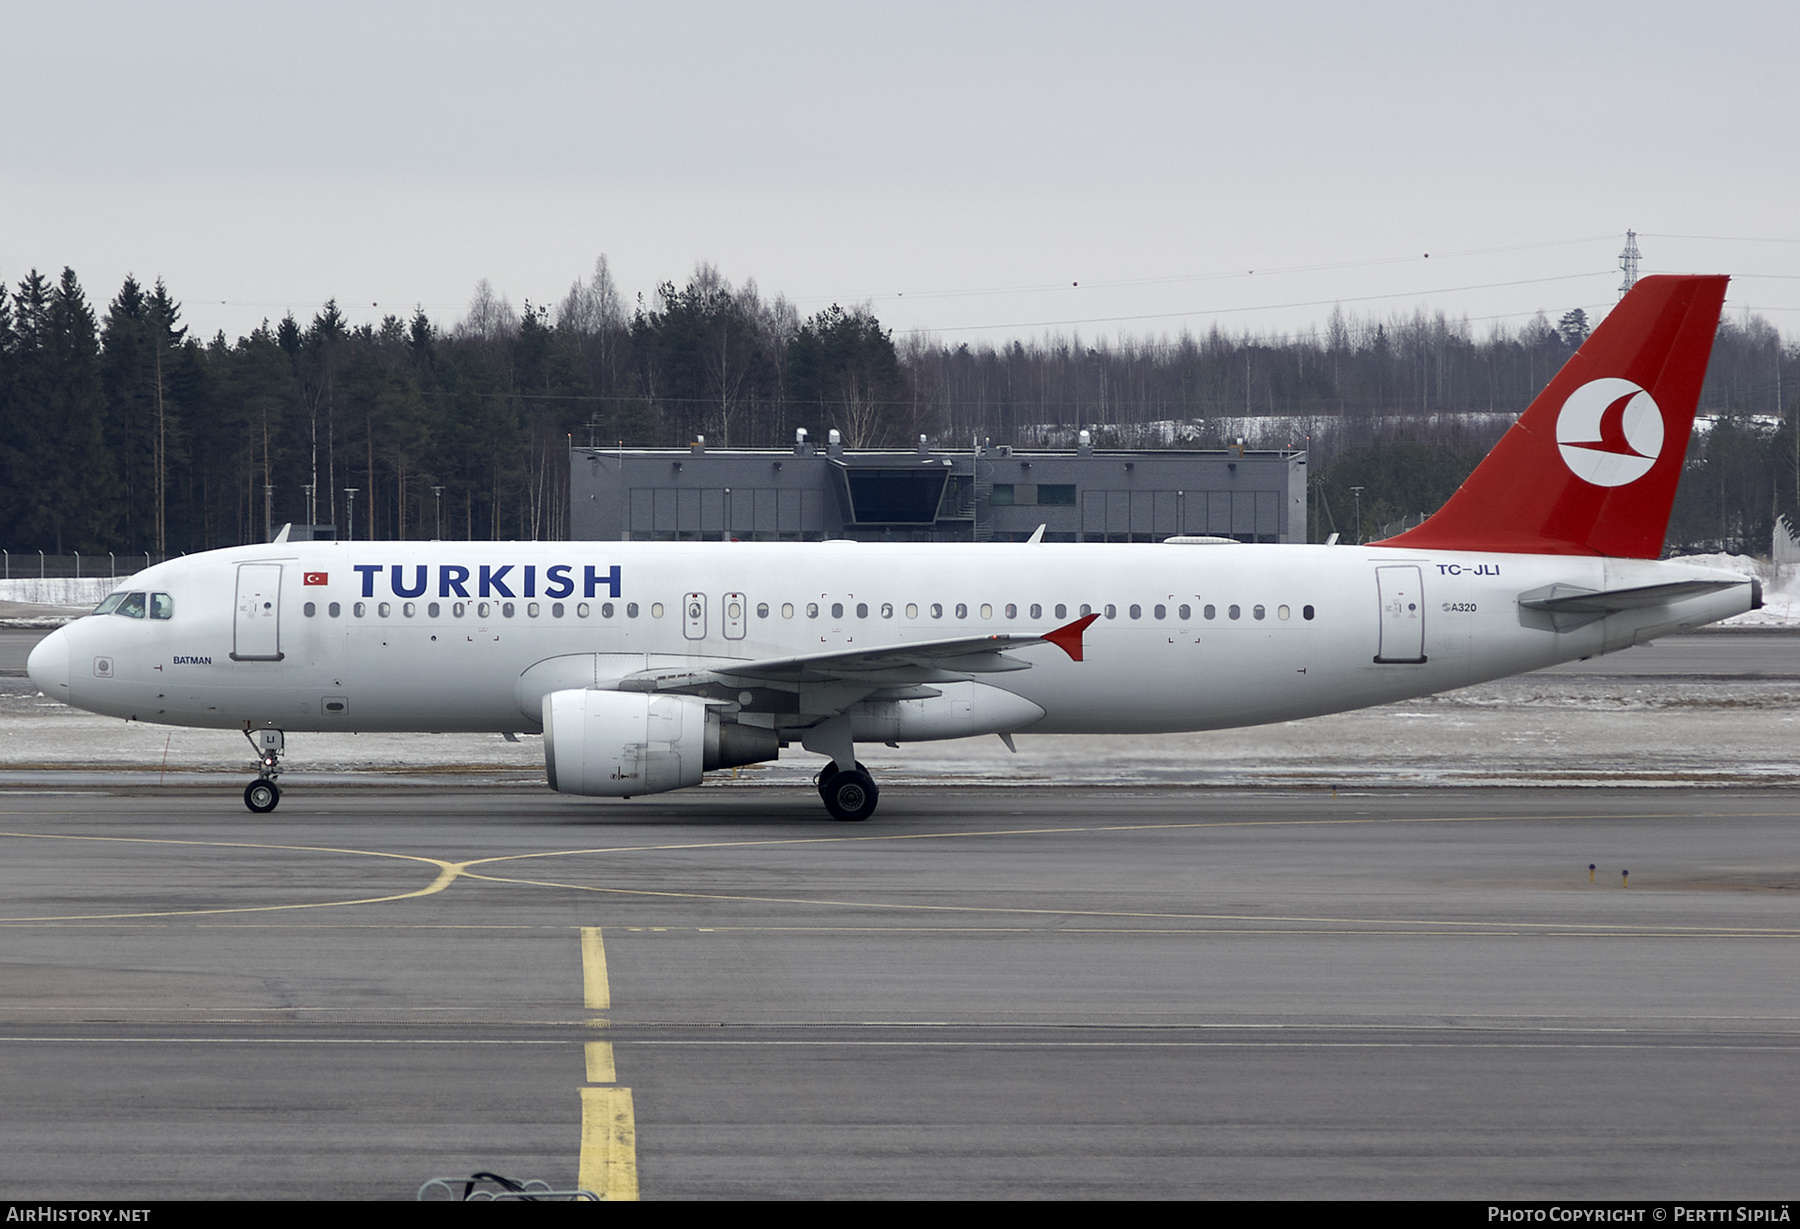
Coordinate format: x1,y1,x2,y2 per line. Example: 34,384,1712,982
1669,552,1800,628
0,578,120,607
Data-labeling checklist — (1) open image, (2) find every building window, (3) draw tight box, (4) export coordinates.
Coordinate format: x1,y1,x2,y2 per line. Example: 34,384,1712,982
990,484,1015,506
1038,484,1076,506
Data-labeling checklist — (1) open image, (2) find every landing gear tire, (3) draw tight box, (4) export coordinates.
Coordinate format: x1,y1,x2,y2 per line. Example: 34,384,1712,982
244,780,281,814
820,766,878,822
815,760,869,794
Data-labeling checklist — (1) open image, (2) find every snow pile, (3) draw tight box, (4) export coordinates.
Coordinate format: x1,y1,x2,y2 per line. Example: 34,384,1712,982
1667,552,1800,628
0,577,120,607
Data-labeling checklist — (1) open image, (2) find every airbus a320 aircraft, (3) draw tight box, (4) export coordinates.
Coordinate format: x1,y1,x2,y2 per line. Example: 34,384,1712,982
27,275,1757,820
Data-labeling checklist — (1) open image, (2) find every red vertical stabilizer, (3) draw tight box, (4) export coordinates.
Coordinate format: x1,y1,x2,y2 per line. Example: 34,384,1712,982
1375,275,1728,559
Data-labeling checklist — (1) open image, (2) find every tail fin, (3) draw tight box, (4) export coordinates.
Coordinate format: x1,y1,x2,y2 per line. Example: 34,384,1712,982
1375,274,1728,559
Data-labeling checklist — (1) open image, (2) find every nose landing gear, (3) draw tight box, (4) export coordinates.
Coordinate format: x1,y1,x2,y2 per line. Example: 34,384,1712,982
242,728,284,813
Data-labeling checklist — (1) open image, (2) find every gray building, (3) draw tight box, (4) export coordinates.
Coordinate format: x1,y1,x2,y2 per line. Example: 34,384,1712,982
570,431,1307,544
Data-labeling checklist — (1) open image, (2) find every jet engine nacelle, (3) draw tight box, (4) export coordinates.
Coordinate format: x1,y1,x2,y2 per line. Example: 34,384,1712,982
541,689,779,797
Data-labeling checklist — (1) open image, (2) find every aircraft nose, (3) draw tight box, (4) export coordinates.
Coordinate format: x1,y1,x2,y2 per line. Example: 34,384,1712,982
27,626,71,697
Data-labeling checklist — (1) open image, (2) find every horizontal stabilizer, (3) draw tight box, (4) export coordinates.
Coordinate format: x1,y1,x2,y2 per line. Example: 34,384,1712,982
1517,579,1746,615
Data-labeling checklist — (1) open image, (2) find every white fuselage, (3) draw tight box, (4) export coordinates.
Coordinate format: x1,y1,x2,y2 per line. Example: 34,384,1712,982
29,539,1756,740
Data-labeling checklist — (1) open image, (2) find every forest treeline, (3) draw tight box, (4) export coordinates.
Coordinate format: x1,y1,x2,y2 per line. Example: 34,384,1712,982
0,258,1793,556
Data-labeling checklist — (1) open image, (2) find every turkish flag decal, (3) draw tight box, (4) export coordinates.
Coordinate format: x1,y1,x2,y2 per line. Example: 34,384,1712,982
303,572,329,586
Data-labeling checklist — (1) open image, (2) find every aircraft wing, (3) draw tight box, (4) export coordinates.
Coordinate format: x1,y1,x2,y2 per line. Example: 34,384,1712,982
613,614,1099,697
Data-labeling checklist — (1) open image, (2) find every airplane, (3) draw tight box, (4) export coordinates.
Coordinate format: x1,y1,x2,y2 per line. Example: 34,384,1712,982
26,275,1758,821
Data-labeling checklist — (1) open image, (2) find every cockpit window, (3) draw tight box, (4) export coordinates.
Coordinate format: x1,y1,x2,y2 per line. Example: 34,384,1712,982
92,593,125,616
149,593,173,620
116,592,148,619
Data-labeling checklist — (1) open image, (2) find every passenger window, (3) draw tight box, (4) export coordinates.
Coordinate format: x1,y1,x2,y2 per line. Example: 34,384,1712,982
930,603,943,619
405,602,417,617
832,602,844,618
856,603,869,619
354,602,367,618
1303,605,1316,620
1253,604,1266,620
526,602,538,617
378,602,391,618
1228,604,1241,620
627,603,640,618
955,603,968,619
1054,604,1066,619
881,603,893,618
502,602,516,618
979,604,992,619
1204,604,1215,620
782,603,795,619
303,601,316,617
1278,605,1290,620
1153,604,1165,620
1178,604,1191,620
453,602,466,617
1104,604,1117,619
149,593,173,619
552,602,564,618
601,602,614,617
905,603,918,618
477,601,490,619
428,602,440,618
578,602,592,617
757,602,770,618
1029,604,1041,619
329,601,342,618
1005,604,1017,619
1079,604,1092,617
1129,605,1141,620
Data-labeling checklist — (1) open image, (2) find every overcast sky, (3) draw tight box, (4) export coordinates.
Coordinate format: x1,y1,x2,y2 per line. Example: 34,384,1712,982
4,1,1796,346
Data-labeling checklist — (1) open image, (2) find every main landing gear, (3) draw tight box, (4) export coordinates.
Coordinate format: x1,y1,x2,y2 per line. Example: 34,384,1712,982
816,760,879,822
242,728,284,813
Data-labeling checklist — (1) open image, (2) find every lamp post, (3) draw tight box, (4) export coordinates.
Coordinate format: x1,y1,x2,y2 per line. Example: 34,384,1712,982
344,489,359,542
432,486,444,541
1350,486,1364,544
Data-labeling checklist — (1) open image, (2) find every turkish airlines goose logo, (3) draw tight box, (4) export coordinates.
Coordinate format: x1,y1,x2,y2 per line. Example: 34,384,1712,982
1555,378,1664,487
